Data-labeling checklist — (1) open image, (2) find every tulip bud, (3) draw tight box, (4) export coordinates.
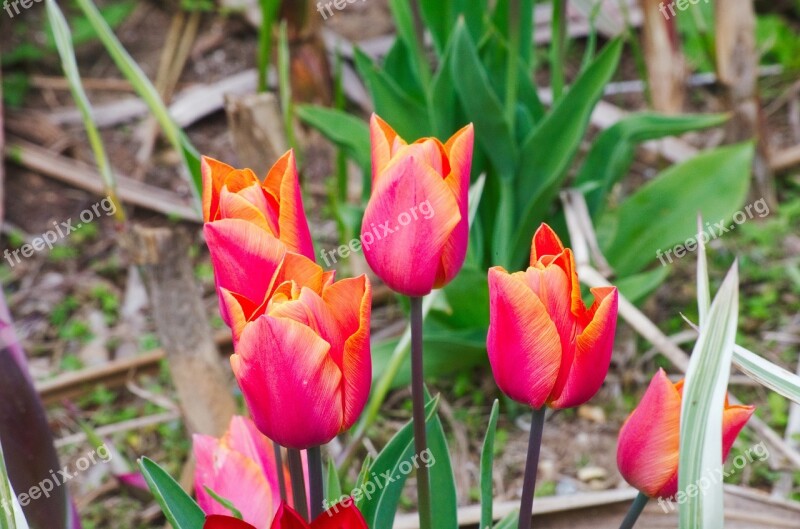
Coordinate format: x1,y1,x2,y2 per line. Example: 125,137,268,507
617,369,755,498
487,223,619,410
361,114,474,296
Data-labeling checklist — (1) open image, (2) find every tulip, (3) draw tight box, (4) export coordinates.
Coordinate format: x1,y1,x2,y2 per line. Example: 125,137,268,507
202,150,315,261
361,114,474,297
617,369,755,499
203,501,368,529
229,264,372,450
193,416,284,529
487,223,619,410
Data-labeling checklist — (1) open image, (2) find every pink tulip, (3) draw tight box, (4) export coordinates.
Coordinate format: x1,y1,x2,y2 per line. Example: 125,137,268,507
617,369,755,498
361,115,474,296
487,223,619,409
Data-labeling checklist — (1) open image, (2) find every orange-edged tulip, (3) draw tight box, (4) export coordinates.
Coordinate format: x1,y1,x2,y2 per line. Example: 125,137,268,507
202,150,315,261
361,114,474,296
229,259,372,450
617,369,755,499
487,223,619,410
194,416,283,529
204,502,368,529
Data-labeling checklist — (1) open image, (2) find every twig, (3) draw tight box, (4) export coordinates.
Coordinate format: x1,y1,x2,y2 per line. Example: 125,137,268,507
55,411,181,448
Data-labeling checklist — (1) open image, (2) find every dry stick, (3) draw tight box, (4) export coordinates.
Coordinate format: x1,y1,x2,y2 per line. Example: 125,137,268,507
129,225,237,444
772,358,800,497
715,0,778,209
5,139,201,222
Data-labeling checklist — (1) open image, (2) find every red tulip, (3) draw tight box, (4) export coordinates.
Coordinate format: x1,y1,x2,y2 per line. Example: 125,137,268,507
487,223,619,409
229,262,372,449
204,502,367,529
194,416,283,528
361,114,474,296
617,369,755,498
202,150,315,261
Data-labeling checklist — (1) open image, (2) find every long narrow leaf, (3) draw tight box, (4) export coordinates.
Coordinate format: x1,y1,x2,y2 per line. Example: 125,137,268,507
72,0,202,209
138,457,205,529
480,400,500,529
46,0,123,221
733,345,800,405
0,440,17,529
679,264,739,529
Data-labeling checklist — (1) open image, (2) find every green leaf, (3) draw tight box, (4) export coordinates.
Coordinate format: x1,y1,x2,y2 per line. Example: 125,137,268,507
425,392,459,529
511,38,623,266
354,49,430,139
325,459,343,505
204,486,243,519
615,267,670,304
733,345,800,405
296,106,370,171
575,113,730,219
493,510,519,529
679,264,739,529
138,457,205,529
0,440,17,529
357,396,440,528
388,0,430,88
46,0,121,218
72,0,202,210
480,400,500,529
600,143,754,276
451,20,517,179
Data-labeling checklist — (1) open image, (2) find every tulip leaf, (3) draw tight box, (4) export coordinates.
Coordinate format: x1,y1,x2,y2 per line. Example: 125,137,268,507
204,487,243,520
325,459,343,506
357,396,440,529
678,264,739,529
614,266,670,305
423,391,459,529
493,510,519,529
295,106,371,172
387,0,430,89
600,142,754,277
354,48,430,140
574,112,730,219
511,38,622,266
451,20,518,179
0,440,17,529
480,400,500,529
72,0,202,209
138,457,205,529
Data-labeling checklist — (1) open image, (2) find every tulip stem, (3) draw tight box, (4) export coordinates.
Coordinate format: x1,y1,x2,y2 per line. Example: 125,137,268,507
518,407,546,529
287,449,309,521
410,296,432,529
273,442,288,503
308,446,324,520
619,492,649,529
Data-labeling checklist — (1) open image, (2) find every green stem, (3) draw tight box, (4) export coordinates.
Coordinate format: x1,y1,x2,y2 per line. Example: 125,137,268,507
518,408,546,529
287,449,308,521
410,296,432,529
308,446,324,520
619,492,650,529
550,0,567,101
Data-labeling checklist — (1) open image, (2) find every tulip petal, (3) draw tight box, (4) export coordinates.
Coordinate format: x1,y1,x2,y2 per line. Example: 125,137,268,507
263,151,316,261
219,186,275,234
270,504,309,529
224,417,280,492
323,275,372,428
202,156,237,222
194,435,275,528
487,267,561,409
205,515,259,529
218,288,259,342
361,154,460,296
311,502,368,529
549,287,618,409
617,369,681,498
204,219,286,305
722,405,755,459
530,223,566,264
435,124,473,288
232,316,343,449
370,114,406,183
